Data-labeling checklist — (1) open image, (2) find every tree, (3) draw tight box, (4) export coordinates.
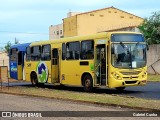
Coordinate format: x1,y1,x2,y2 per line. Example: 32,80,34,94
138,11,160,45
4,38,19,54
4,41,12,54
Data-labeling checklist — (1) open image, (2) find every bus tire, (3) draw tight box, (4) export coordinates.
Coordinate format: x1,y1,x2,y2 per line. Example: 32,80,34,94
31,73,38,86
115,87,125,91
83,75,93,92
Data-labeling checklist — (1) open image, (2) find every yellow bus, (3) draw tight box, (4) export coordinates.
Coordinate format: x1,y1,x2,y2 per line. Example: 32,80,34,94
24,32,147,92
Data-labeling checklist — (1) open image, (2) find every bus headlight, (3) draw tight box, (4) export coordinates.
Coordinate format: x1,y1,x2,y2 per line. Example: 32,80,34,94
142,72,147,78
111,72,122,80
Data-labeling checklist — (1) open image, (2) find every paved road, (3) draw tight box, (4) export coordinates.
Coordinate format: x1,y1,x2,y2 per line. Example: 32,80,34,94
0,94,158,120
1,81,160,100
0,94,132,120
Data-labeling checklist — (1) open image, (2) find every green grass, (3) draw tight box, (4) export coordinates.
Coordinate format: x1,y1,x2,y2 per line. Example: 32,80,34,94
148,74,160,81
0,86,160,111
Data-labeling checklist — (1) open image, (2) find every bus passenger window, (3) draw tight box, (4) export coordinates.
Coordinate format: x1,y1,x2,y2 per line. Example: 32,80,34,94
31,46,41,61
26,47,31,61
66,42,80,60
81,40,94,59
62,43,66,60
41,45,51,61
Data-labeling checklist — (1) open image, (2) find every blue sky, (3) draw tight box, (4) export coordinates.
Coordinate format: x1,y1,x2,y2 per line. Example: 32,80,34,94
0,0,159,48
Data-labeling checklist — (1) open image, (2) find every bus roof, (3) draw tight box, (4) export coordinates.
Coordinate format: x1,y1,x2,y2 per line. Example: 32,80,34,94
30,31,142,46
10,43,30,51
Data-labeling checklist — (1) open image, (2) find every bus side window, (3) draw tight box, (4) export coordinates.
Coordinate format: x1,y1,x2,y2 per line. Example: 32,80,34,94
41,45,51,61
62,43,66,60
26,47,31,61
81,40,94,59
66,42,80,60
31,46,41,61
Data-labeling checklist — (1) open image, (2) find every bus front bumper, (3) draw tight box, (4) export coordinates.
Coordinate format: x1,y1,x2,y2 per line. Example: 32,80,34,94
108,77,147,88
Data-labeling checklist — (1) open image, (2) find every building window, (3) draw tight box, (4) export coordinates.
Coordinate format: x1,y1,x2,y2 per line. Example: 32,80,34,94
90,13,94,16
66,42,80,60
60,30,63,35
120,16,124,18
81,40,94,59
31,46,41,61
41,45,51,61
57,31,59,35
99,15,104,17
130,16,133,19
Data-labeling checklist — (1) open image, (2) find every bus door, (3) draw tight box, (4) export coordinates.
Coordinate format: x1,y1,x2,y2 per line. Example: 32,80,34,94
95,44,107,86
17,51,23,80
51,48,59,83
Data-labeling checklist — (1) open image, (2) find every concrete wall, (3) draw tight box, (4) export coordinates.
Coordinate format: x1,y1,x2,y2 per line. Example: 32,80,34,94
147,44,160,74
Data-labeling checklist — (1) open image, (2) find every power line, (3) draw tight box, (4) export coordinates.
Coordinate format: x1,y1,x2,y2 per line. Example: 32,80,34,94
0,31,50,35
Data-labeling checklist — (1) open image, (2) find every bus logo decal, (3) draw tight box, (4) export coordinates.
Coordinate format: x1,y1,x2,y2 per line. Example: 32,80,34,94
90,63,94,71
36,62,48,83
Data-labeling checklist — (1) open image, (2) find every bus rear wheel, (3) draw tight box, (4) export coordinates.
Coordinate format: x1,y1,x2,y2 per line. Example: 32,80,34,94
83,75,93,92
31,73,38,86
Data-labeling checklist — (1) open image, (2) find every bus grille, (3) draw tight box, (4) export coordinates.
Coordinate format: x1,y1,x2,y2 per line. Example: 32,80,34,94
120,71,140,75
123,76,138,79
125,81,137,84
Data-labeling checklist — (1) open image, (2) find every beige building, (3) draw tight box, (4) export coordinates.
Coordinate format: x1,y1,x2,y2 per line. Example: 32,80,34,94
49,24,63,40
63,6,144,37
0,51,9,68
49,6,144,39
49,12,81,40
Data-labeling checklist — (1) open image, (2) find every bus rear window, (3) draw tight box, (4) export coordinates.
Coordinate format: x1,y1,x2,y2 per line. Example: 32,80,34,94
10,48,17,61
111,34,145,42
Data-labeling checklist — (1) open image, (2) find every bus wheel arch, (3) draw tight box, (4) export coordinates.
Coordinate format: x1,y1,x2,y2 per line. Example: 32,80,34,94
81,73,93,92
30,71,38,86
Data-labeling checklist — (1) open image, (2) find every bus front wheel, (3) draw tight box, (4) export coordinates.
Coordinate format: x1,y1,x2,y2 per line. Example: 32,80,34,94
31,73,38,86
83,75,93,92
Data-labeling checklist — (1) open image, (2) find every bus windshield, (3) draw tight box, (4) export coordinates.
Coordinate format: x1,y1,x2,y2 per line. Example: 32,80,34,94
111,43,146,69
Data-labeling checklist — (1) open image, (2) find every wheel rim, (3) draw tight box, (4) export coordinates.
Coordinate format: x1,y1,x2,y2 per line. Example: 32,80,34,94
85,79,91,90
31,76,36,85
